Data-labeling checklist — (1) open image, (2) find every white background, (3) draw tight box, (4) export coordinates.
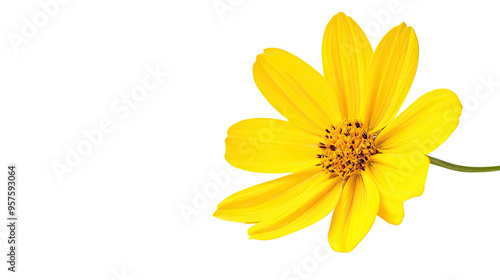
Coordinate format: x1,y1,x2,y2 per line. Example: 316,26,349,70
1,0,500,279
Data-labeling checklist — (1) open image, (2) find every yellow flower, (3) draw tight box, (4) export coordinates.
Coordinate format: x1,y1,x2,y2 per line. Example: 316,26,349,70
214,12,462,252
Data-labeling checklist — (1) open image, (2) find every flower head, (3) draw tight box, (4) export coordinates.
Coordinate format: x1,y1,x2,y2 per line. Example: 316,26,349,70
214,12,462,252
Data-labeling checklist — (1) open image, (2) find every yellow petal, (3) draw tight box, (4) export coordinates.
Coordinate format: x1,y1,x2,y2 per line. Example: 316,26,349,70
361,23,419,132
322,12,373,119
225,118,320,173
214,168,321,223
367,151,430,225
248,175,343,240
328,173,379,252
254,48,343,135
375,89,462,154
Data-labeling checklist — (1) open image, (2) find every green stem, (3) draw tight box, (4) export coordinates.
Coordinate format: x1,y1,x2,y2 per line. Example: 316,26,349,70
428,156,500,173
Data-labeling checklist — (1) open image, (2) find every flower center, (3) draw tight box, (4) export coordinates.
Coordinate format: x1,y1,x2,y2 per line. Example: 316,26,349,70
317,119,379,179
